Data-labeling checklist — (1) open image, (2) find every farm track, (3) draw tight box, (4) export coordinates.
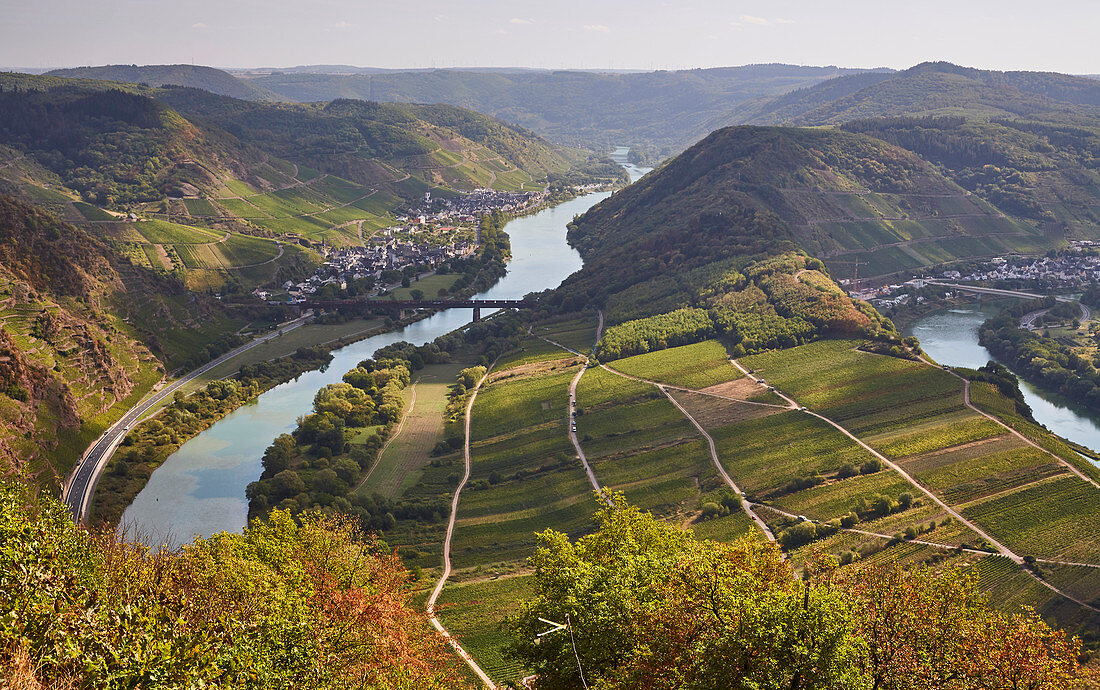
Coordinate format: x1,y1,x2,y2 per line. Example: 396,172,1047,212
726,350,1099,610
427,364,498,689
354,376,421,491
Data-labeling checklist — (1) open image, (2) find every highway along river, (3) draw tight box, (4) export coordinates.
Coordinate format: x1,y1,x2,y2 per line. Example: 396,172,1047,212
906,304,1100,458
123,160,649,546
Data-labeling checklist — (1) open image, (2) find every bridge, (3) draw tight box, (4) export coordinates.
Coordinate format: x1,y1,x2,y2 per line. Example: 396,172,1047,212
279,298,537,322
926,281,1091,323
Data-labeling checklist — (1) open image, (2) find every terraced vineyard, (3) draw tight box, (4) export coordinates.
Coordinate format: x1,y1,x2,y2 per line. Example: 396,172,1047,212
421,324,1100,683
451,361,593,569
739,337,1100,633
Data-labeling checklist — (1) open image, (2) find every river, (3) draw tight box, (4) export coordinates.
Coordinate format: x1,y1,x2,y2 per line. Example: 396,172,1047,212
906,303,1100,456
122,159,649,546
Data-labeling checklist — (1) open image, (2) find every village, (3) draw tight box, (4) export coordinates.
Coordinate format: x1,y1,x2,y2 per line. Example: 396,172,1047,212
844,242,1100,310
254,188,541,302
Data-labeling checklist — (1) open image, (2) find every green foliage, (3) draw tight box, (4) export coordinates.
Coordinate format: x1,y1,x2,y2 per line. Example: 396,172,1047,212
0,482,462,687
507,493,1084,688
599,308,715,360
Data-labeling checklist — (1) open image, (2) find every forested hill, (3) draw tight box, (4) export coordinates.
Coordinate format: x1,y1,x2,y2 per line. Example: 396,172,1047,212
562,125,1042,315
241,64,887,154
737,62,1100,126
44,64,278,101
152,87,597,190
0,73,606,207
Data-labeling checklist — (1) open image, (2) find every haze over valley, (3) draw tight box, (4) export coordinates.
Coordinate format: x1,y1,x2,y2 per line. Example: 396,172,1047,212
4,2,1100,687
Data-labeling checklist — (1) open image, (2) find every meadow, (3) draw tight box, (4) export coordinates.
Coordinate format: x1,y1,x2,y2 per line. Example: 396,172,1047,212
609,340,743,389
436,575,536,685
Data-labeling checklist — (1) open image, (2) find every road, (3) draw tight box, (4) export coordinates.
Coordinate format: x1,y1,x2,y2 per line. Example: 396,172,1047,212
62,311,314,525
426,365,498,689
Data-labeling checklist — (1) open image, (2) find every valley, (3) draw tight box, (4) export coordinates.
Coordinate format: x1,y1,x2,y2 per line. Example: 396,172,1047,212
6,34,1100,686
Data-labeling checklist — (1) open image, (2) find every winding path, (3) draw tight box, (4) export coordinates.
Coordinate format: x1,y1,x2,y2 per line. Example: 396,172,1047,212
426,365,498,689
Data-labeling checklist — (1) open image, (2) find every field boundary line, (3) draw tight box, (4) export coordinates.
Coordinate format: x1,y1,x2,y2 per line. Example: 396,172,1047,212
354,375,429,491
731,354,1100,611
427,363,498,689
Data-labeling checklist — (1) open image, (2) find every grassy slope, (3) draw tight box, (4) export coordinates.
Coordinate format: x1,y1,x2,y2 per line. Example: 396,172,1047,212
740,339,1100,630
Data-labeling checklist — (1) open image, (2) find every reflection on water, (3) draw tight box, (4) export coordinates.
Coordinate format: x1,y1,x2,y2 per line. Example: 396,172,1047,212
906,305,1100,458
122,163,650,546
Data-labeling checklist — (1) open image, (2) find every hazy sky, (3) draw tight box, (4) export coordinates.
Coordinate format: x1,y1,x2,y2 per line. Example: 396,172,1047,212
2,0,1097,74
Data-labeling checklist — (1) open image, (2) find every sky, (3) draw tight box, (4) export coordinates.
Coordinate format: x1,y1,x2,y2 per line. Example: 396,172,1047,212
2,0,1097,74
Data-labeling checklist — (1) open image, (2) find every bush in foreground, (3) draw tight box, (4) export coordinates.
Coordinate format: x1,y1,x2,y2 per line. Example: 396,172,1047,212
0,481,463,688
509,492,1087,690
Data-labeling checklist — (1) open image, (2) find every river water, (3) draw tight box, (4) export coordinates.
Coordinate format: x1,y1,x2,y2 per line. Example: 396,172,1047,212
122,161,648,546
905,304,1100,455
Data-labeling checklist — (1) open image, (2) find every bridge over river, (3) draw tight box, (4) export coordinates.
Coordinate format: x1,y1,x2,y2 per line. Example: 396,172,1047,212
273,297,537,322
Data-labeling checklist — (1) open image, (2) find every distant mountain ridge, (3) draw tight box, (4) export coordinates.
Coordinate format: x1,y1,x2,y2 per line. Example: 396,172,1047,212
737,61,1100,125
240,64,890,152
44,64,278,101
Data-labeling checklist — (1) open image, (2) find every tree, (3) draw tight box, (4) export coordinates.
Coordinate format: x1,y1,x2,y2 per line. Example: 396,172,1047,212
508,493,863,689
410,288,424,301
508,494,1086,689
837,565,1082,689
0,482,464,687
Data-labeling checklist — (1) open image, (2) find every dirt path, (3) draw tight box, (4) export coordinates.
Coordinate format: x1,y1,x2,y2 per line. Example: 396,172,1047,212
917,355,1100,491
355,376,421,491
534,334,606,499
658,385,776,540
568,363,603,494
427,365,498,689
729,352,1100,610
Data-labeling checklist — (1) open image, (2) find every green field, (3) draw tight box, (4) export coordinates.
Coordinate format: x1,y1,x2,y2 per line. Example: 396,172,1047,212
742,340,962,423
709,411,878,496
436,575,536,685
452,364,594,569
133,219,223,244
496,336,579,369
181,198,222,217
610,340,743,388
532,316,598,353
962,476,1100,562
72,201,115,221
388,274,460,300
356,362,466,499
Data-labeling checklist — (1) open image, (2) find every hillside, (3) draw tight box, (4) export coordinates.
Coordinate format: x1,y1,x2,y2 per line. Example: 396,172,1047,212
243,64,887,153
564,125,1048,302
44,64,278,101
0,72,618,485
739,62,1100,126
0,72,618,285
0,194,172,486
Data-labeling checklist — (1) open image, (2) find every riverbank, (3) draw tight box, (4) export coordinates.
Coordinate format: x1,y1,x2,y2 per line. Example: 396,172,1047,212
118,184,631,545
906,303,1100,459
